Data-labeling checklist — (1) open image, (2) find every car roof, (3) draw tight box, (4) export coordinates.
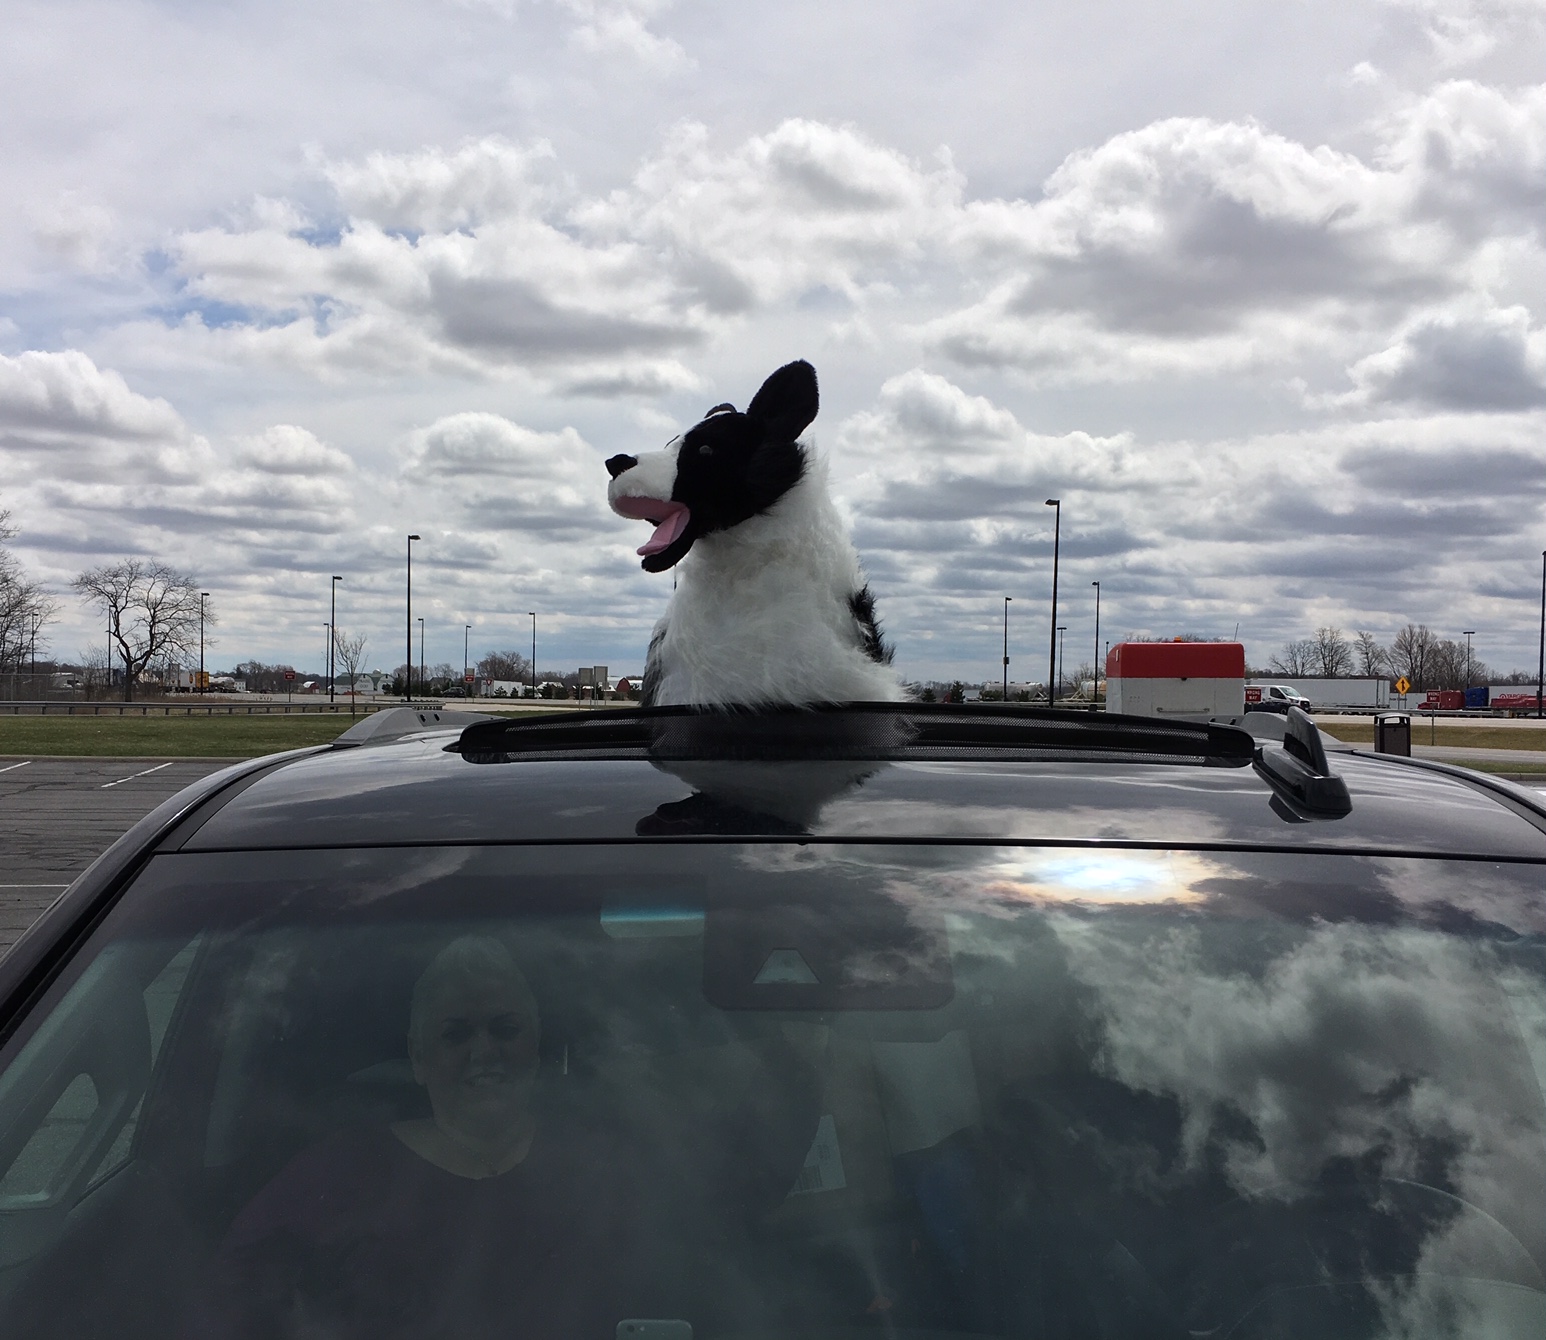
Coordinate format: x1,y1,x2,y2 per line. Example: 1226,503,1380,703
5,704,1545,1032
167,704,1546,861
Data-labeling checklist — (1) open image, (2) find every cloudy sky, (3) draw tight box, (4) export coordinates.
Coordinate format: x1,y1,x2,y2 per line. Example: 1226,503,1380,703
5,0,1546,682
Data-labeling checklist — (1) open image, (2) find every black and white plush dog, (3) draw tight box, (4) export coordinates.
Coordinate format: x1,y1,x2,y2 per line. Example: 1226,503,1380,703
606,360,903,707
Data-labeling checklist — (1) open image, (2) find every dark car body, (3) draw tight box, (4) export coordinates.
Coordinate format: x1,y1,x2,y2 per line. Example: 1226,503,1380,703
1,705,1545,1339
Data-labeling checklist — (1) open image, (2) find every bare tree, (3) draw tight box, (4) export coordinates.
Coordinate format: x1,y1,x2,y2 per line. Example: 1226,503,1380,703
476,649,532,684
1311,626,1353,678
1268,639,1315,676
72,560,209,702
76,646,110,701
1427,639,1467,691
1390,623,1435,690
1353,630,1387,678
1415,638,1486,691
333,630,368,713
0,508,59,682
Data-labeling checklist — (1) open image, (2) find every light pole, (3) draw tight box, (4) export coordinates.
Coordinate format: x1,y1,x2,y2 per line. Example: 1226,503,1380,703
1091,581,1101,706
1045,499,1061,705
529,612,537,697
323,624,330,692
418,617,425,694
406,535,420,699
1057,624,1067,702
330,576,342,703
1463,630,1475,691
1538,552,1545,719
464,624,472,695
1002,596,1012,699
199,592,208,695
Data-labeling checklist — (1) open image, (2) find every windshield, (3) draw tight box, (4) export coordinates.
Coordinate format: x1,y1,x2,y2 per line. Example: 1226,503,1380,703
1,844,1544,1339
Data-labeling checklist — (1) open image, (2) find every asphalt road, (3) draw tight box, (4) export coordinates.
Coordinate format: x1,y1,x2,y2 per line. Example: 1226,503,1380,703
0,757,234,957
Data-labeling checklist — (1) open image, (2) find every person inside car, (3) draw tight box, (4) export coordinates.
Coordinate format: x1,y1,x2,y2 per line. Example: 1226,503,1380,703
198,936,633,1340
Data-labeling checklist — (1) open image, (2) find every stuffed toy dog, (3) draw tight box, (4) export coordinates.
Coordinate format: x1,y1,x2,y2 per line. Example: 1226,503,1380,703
607,360,903,707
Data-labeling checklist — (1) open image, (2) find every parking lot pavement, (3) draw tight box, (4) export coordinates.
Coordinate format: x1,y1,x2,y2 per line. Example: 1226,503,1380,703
0,757,236,956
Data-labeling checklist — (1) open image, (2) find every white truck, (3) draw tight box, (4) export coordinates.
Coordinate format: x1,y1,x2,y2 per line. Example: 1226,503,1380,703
1244,684,1312,713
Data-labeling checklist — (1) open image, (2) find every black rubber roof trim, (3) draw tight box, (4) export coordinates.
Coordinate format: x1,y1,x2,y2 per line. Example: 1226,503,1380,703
454,702,1257,765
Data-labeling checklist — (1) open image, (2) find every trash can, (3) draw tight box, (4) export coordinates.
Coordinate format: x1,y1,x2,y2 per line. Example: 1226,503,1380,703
1375,712,1411,757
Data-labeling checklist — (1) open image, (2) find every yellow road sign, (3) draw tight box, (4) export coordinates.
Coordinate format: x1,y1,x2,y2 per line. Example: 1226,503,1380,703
1395,676,1411,694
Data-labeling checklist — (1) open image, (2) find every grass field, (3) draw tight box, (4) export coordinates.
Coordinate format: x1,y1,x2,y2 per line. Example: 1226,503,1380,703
0,713,359,757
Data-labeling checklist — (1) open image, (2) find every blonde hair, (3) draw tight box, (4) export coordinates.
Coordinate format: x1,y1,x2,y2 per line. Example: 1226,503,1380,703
409,935,539,1050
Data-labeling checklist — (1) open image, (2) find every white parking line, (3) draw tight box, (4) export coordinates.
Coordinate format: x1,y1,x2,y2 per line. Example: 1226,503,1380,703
101,761,175,789
0,884,69,889
0,760,32,774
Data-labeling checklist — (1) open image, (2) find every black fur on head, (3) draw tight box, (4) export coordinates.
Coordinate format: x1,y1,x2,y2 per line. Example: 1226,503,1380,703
609,360,819,573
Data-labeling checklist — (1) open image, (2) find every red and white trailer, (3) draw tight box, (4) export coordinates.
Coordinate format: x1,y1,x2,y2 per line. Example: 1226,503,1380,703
1105,642,1246,717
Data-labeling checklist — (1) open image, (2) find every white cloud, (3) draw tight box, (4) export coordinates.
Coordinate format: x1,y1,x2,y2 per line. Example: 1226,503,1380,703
404,410,590,478
825,369,1546,669
322,137,560,234
137,86,1546,403
1383,0,1546,65
28,193,118,272
1341,302,1546,408
235,425,357,476
583,119,965,308
399,412,611,544
560,0,692,71
1045,906,1546,1325
0,350,186,446
8,3,1546,673
163,137,708,386
0,351,359,594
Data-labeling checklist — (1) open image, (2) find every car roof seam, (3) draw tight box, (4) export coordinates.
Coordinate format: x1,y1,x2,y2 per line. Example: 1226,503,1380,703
166,837,1546,864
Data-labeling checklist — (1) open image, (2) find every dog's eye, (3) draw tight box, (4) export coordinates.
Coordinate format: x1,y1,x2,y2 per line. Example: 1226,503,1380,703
698,443,713,456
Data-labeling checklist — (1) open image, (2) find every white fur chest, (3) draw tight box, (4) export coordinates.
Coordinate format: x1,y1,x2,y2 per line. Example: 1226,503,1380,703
647,473,903,707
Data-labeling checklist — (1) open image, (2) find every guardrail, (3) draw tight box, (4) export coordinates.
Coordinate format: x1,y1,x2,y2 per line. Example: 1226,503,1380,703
0,700,431,717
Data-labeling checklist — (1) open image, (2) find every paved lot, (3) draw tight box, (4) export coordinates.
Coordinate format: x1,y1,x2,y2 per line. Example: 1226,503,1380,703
0,757,234,956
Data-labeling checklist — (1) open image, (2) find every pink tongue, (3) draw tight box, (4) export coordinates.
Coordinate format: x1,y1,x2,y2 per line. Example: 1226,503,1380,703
637,502,690,556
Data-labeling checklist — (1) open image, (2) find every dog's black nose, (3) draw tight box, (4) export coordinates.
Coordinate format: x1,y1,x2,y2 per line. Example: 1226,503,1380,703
605,454,638,480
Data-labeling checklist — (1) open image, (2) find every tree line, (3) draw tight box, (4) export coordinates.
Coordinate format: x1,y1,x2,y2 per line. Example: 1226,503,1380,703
1,516,379,702
1266,625,1515,691
0,509,57,677
10,502,1523,704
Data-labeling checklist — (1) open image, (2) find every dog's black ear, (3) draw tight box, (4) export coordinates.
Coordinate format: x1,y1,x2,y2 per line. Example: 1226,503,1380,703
745,360,818,444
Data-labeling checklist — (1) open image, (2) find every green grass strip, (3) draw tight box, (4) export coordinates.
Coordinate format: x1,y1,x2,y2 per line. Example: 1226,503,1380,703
0,714,359,758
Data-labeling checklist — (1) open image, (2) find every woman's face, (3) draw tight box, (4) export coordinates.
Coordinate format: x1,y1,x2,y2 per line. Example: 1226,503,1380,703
410,972,540,1140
